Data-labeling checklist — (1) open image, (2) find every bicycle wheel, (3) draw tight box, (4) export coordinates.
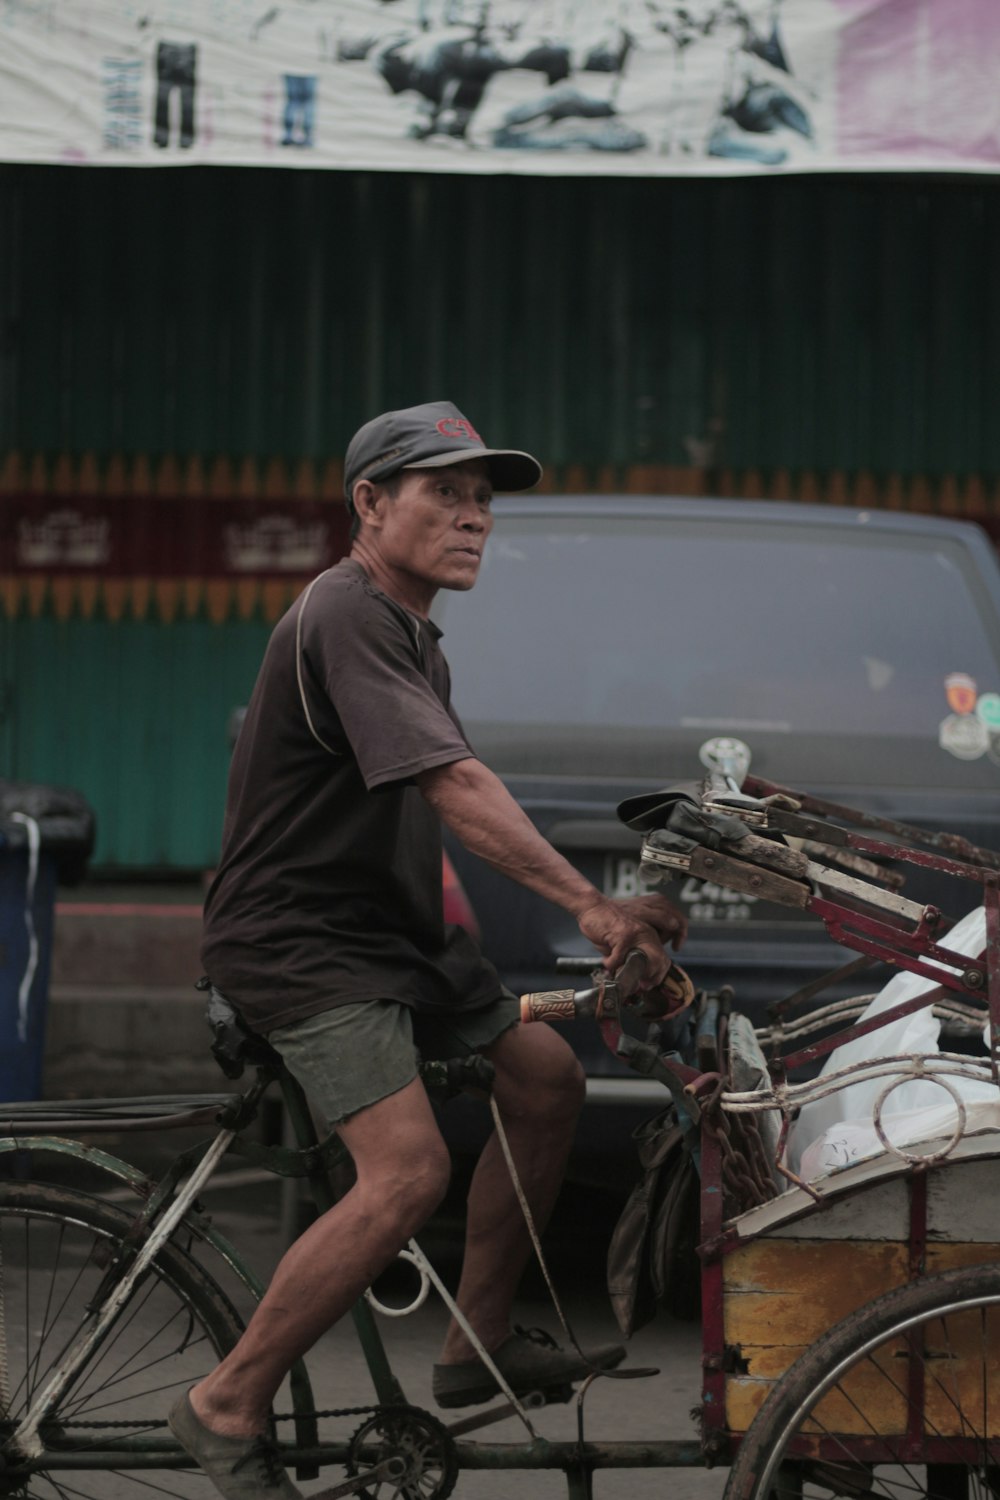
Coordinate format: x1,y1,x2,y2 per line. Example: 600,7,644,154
725,1262,1000,1500
0,1180,245,1498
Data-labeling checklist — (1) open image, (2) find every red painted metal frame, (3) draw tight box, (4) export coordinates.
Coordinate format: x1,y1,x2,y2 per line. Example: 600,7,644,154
985,877,1000,1080
903,1171,930,1458
779,890,987,1072
744,776,1000,873
697,1124,730,1459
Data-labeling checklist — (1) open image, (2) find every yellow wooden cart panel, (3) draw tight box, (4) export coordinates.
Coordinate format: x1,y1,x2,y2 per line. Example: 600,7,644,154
724,1240,1000,1432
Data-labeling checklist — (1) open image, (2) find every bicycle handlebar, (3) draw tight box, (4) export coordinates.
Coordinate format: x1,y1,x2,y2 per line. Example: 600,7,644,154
520,949,695,1026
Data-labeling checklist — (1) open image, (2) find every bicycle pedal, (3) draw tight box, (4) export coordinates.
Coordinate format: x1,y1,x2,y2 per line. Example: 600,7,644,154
444,1388,548,1437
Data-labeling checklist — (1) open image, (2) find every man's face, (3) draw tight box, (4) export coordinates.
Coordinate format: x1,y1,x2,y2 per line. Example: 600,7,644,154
372,459,494,593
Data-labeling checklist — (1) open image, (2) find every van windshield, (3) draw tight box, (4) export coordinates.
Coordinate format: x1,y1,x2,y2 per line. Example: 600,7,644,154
432,510,1000,789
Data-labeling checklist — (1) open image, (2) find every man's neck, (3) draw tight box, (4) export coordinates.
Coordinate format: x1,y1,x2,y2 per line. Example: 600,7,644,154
349,540,436,620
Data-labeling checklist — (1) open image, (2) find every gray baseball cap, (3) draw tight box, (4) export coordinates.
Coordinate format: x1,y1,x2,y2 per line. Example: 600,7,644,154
344,400,542,509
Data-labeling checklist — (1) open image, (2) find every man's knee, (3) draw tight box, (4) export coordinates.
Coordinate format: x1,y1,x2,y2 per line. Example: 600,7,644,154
352,1123,451,1226
397,1133,452,1215
532,1032,586,1107
545,1043,586,1119
383,1138,451,1235
489,1025,586,1125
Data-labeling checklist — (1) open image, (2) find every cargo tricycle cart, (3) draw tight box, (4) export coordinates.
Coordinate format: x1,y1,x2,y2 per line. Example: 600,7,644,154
0,770,998,1500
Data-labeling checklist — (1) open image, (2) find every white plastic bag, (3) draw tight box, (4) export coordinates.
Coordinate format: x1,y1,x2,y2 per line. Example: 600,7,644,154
799,1095,1000,1180
789,906,993,1176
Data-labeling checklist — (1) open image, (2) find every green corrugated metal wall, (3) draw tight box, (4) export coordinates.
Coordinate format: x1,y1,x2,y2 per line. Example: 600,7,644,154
3,165,1000,478
3,164,999,869
4,609,272,869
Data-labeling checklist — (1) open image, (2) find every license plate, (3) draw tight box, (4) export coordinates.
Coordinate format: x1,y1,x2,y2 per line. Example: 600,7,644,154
603,855,761,924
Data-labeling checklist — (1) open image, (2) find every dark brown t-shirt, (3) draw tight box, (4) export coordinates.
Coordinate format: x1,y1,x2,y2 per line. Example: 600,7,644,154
201,559,503,1032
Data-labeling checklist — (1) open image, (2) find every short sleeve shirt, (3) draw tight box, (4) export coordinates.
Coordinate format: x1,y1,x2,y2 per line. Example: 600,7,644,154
201,559,503,1033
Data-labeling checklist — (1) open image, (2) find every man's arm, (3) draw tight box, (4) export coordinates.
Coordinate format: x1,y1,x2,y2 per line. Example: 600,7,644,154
417,757,686,983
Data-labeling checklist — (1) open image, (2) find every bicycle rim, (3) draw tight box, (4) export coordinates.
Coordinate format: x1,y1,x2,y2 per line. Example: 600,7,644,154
725,1262,1000,1500
0,1180,244,1498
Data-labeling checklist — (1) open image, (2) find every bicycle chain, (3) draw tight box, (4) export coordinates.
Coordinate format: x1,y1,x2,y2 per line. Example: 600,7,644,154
49,1402,405,1430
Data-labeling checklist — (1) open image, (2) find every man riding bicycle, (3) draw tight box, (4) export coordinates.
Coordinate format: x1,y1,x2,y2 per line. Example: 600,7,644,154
171,401,686,1498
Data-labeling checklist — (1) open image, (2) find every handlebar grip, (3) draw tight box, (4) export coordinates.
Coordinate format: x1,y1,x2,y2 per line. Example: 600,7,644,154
520,988,581,1024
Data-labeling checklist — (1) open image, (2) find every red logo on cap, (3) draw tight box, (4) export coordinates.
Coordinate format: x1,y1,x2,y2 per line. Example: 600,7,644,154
436,417,483,443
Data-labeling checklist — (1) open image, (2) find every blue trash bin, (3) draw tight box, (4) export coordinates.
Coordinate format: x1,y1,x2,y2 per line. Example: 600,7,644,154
0,783,95,1102
0,847,57,1102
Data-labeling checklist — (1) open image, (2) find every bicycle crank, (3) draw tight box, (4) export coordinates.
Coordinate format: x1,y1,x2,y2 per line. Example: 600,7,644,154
310,1454,407,1500
346,1405,458,1500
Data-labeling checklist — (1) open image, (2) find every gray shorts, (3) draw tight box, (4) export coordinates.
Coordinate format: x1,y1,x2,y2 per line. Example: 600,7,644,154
268,993,520,1126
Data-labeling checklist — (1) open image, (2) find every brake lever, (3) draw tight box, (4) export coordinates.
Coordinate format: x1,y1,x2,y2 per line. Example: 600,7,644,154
602,950,696,1021
598,947,649,1009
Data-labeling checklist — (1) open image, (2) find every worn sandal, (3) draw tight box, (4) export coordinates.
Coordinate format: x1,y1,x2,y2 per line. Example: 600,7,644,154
167,1391,301,1498
432,1324,626,1409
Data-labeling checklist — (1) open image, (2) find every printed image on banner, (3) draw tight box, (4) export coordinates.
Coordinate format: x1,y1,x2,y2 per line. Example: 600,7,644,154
2,1,999,176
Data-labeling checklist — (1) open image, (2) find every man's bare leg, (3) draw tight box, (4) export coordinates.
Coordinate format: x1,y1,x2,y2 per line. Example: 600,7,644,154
189,1076,450,1438
438,1023,585,1363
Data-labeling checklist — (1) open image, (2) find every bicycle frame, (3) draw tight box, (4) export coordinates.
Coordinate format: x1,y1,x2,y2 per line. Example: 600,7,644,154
0,1061,702,1499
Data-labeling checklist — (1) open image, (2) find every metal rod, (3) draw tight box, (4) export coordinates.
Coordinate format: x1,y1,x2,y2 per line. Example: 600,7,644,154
452,1438,706,1469
11,1126,237,1459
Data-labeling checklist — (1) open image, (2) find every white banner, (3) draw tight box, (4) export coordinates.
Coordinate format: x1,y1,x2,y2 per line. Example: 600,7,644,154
2,1,1000,175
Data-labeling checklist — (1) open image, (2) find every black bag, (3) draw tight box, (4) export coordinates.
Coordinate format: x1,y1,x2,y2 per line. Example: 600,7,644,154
606,1107,701,1337
0,781,96,885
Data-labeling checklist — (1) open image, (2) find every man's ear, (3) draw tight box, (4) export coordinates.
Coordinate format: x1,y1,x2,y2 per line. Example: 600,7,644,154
352,479,382,529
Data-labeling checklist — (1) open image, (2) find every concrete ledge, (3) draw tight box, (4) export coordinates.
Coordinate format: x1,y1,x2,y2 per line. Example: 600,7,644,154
52,901,203,987
43,891,214,1097
44,985,229,1097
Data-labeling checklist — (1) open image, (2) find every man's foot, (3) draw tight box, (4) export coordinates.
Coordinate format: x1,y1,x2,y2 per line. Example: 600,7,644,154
167,1392,301,1498
432,1325,626,1409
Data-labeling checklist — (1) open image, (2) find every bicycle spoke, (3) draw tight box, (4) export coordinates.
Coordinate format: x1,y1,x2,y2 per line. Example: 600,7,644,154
108,1468,215,1497
38,1476,76,1499
20,1209,32,1405
8,1217,133,1419
790,1313,999,1499
68,1305,212,1406
9,1474,89,1500
33,1475,188,1500
50,1478,104,1500
0,1188,242,1498
61,1285,209,1419
792,1358,927,1499
15,1222,102,1416
24,1217,66,1406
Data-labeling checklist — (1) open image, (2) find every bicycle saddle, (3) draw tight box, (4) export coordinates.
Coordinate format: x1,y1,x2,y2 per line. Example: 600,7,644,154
199,980,283,1079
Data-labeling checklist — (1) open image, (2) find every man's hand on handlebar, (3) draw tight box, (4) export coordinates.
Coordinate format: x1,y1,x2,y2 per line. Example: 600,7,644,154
575,894,687,986
612,894,688,948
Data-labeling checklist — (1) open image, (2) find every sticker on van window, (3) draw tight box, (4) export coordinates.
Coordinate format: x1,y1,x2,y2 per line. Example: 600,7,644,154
976,692,1000,731
939,712,989,760
945,672,978,716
